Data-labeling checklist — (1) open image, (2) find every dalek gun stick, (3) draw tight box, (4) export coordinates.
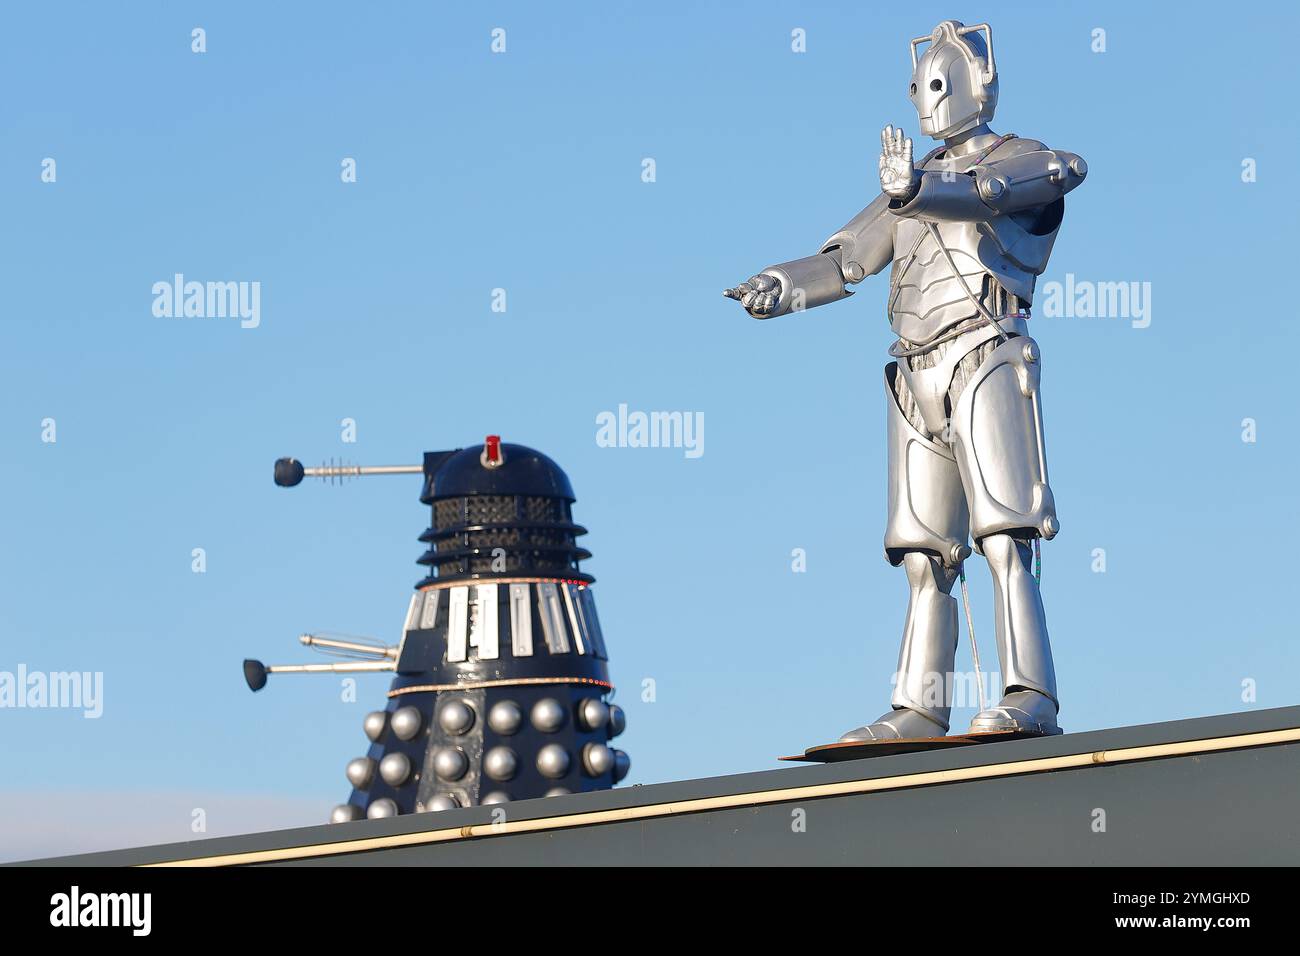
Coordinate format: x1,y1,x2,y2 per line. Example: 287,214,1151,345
246,435,630,823
298,633,398,659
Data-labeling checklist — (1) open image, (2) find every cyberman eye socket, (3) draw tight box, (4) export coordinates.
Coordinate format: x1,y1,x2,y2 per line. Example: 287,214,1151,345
909,82,917,95
929,78,943,92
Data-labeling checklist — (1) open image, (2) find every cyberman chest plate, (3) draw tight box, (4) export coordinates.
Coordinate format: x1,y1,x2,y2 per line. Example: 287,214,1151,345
886,152,1064,345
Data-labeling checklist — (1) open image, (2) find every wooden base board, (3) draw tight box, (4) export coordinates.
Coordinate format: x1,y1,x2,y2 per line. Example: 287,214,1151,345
781,729,1046,762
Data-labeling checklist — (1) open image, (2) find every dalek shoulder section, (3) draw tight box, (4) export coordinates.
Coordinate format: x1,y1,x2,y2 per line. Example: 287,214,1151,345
394,579,609,679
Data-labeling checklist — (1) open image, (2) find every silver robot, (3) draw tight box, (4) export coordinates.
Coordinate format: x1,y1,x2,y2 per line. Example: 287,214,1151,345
726,20,1086,741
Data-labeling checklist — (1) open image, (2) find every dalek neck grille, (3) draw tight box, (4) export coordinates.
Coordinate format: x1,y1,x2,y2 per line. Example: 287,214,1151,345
416,443,593,587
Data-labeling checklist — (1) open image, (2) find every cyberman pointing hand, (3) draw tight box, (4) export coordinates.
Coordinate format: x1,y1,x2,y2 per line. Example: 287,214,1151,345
725,20,1087,742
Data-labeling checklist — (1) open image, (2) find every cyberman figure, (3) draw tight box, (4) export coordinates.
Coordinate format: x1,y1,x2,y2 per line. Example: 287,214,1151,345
726,21,1086,742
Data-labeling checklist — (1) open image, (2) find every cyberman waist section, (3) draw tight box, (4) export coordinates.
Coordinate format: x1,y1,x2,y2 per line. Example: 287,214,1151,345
243,437,628,823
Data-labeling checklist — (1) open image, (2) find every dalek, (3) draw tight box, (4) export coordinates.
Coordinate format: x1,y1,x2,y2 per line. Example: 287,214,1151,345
243,436,629,823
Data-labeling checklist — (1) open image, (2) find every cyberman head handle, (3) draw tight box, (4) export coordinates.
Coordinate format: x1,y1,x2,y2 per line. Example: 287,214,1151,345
909,20,998,141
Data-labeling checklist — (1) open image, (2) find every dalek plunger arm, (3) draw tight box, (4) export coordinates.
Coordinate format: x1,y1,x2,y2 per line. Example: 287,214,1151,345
244,634,398,691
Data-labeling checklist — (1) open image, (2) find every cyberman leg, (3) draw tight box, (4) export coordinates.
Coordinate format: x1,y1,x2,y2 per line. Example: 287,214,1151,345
841,365,969,742
948,336,1061,734
841,552,960,741
973,533,1059,733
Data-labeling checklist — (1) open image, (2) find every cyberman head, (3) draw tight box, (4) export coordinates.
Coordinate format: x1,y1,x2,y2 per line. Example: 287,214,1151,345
908,20,999,140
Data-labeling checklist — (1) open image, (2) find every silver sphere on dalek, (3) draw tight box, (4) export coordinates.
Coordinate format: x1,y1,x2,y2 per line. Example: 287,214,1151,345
242,436,629,823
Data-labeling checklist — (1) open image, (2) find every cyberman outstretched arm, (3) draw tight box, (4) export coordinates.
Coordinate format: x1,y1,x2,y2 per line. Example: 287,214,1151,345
725,127,1086,319
723,188,896,320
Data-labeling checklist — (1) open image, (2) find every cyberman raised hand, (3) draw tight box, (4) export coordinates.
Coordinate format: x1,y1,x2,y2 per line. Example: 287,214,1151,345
877,124,919,202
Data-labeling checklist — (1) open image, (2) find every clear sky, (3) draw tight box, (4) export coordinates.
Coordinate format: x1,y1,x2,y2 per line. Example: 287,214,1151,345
2,1,1297,860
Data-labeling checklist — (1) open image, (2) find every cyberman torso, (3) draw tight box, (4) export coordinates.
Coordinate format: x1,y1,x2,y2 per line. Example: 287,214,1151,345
884,136,1065,345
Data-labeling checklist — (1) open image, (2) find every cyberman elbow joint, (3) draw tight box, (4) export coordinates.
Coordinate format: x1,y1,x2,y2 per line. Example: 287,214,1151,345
892,147,1088,222
973,148,1088,214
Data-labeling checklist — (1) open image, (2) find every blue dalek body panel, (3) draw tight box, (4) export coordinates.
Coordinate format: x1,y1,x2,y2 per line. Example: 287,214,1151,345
244,437,628,823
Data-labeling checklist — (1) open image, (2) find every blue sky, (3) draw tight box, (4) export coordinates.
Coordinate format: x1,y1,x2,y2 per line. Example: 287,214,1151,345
1,1,1297,859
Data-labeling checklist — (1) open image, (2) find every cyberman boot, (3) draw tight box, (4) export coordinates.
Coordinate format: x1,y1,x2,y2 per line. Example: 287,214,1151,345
968,533,1061,736
841,706,949,742
841,552,958,742
969,688,1059,735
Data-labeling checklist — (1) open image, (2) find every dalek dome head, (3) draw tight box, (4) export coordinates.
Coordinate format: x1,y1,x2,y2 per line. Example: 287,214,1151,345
421,439,576,501
417,438,592,587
